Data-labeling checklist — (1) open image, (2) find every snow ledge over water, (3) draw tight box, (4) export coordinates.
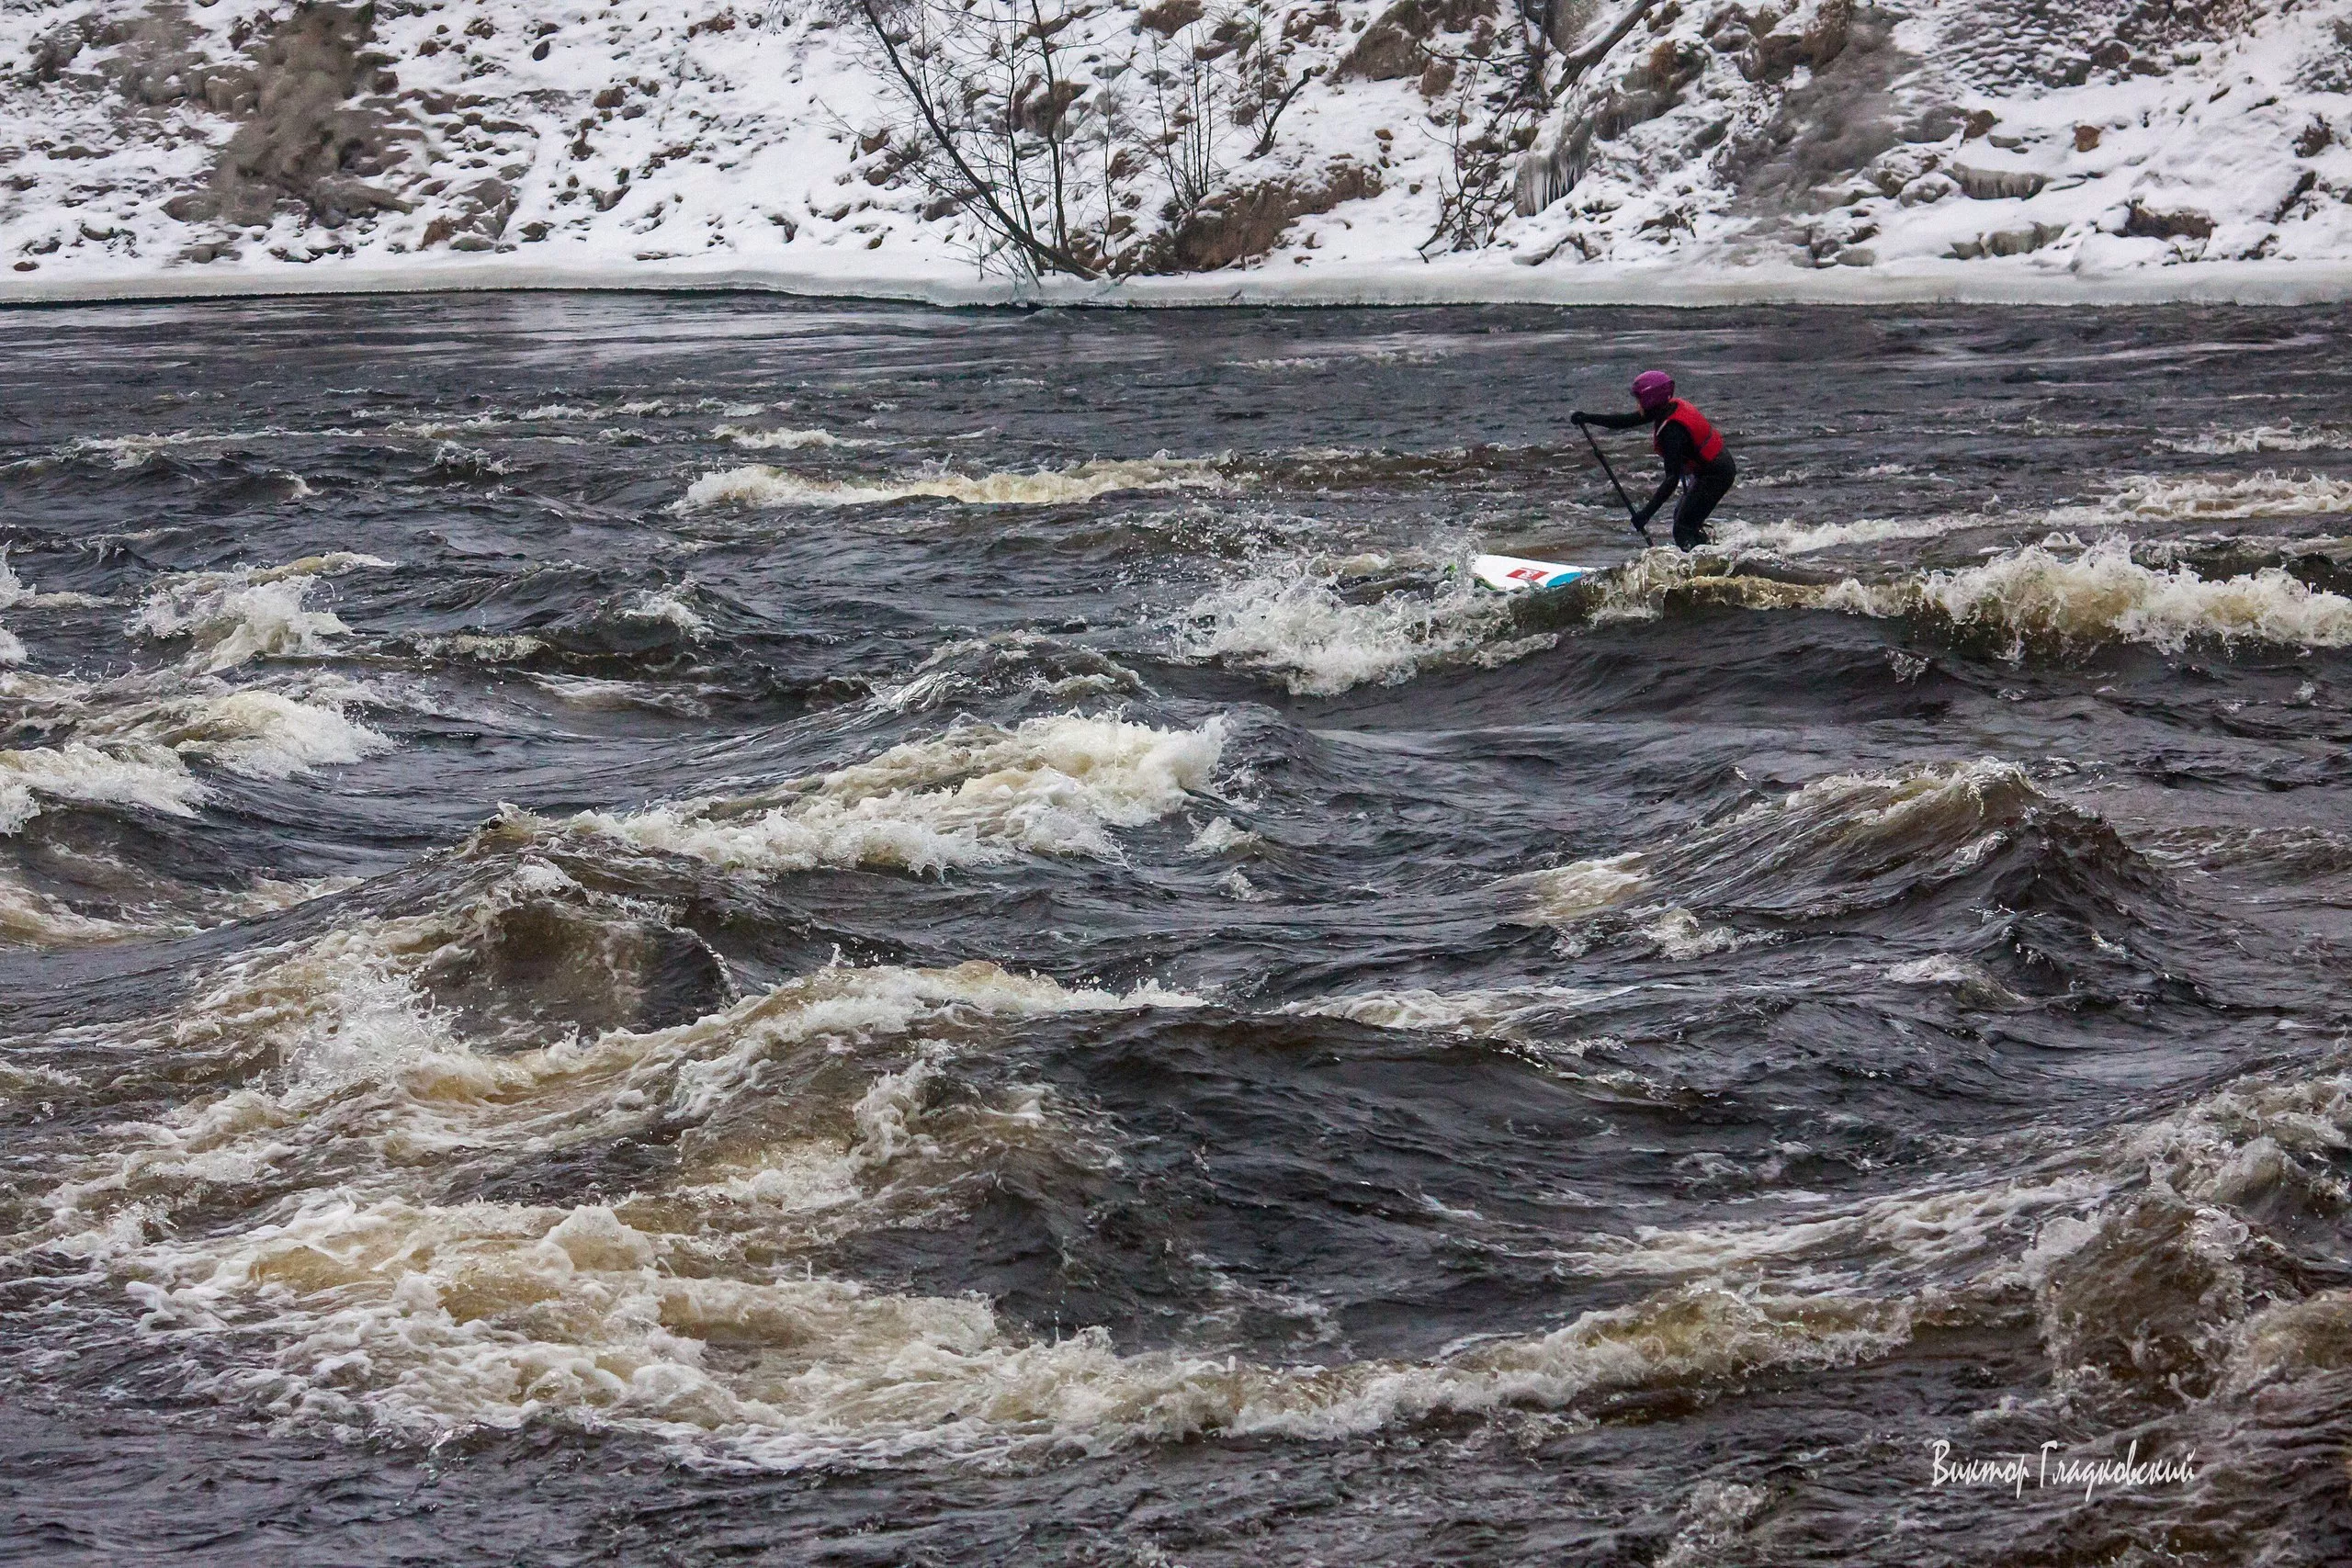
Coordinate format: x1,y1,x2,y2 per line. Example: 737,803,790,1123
9,254,2352,309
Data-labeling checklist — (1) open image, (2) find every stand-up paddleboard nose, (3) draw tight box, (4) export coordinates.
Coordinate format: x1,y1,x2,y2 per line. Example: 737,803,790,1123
1470,553,1593,592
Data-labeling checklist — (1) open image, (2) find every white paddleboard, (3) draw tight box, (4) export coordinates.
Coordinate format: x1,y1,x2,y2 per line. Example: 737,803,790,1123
1470,554,1595,593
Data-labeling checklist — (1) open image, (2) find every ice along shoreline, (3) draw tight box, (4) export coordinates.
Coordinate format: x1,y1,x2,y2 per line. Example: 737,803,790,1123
5,255,2352,311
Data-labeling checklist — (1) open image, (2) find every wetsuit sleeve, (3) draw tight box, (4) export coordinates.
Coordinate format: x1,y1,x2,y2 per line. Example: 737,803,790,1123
1634,470,1678,526
1632,421,1695,525
1585,408,1651,431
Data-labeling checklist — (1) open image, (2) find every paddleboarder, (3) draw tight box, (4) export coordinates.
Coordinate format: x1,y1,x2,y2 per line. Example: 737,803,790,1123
1572,372,1736,550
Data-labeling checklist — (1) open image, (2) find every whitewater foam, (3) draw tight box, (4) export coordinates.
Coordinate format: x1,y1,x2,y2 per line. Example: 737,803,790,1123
678,457,1225,511
0,873,130,946
168,690,393,779
22,924,1308,1465
2155,426,2351,456
1710,512,1994,556
560,714,1226,875
0,550,36,611
1885,953,2029,1007
0,549,107,611
1555,1171,2108,1290
84,1179,1917,1468
712,424,857,450
623,584,711,637
1642,908,1767,960
1187,816,1261,855
417,632,548,663
1824,536,2352,655
1513,855,1650,926
133,556,392,671
1509,761,2047,934
1289,983,1619,1038
1172,550,1544,695
0,741,204,834
2099,471,2352,521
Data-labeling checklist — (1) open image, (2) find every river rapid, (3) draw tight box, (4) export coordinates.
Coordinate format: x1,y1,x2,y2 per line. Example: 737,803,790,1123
3,297,2350,1565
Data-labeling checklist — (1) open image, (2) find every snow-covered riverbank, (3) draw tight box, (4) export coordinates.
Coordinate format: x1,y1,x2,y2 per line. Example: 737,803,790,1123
5,0,2349,305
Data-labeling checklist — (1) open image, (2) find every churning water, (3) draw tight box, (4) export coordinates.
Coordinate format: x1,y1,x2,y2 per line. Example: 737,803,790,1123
3,297,2350,1564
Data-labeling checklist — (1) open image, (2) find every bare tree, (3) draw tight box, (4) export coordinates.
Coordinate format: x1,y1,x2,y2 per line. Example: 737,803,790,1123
1418,6,1552,256
853,0,1103,278
854,0,1309,278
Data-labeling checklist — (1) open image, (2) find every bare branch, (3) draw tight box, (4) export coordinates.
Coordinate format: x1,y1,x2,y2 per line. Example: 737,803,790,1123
1561,0,1663,82
853,0,1100,278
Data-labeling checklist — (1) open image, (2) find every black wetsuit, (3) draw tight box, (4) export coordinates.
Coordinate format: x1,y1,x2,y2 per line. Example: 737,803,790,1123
1582,406,1737,549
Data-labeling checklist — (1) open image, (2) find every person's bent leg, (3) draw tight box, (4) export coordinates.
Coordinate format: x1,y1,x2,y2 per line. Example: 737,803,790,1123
1673,467,1735,551
1672,479,1717,550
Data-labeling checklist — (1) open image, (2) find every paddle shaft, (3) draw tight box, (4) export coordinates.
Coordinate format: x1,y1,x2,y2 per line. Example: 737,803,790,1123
1580,422,1647,537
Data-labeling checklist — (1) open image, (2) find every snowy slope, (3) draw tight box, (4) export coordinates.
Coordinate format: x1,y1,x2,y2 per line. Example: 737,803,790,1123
1,0,2348,301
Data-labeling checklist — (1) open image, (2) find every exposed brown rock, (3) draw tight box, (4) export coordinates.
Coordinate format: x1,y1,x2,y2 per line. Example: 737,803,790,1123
175,4,413,229
1137,0,1204,35
2124,201,2214,240
1146,163,1381,271
1743,0,1849,83
1336,0,1494,82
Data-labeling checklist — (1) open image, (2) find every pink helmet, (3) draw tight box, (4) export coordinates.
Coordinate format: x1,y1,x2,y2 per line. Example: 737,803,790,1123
1632,370,1676,412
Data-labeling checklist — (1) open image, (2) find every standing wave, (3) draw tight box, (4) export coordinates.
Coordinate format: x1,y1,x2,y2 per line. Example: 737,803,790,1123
1822,536,2352,656
549,713,1227,874
1169,550,1555,694
676,457,1226,511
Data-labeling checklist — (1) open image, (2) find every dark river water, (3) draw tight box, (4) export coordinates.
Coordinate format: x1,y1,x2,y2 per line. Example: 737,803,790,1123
3,295,2351,1565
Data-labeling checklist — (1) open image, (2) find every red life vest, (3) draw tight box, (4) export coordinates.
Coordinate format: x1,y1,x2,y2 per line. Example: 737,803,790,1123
1653,400,1726,471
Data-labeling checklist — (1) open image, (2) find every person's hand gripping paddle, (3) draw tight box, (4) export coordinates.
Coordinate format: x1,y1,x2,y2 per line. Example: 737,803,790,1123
1577,417,1649,542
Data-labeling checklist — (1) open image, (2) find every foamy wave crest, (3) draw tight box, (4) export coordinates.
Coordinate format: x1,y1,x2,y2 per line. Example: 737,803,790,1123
91,1191,1911,1467
1825,536,2352,655
133,555,392,671
0,550,40,612
0,873,130,947
871,635,1145,714
1508,760,2048,929
1579,548,1823,626
1886,953,2029,1007
693,1279,1917,1465
0,549,107,611
1172,552,1552,695
16,884,1922,1466
623,584,710,637
416,632,548,663
560,714,1225,874
0,671,392,794
1551,1172,2105,1286
0,741,204,834
713,425,859,450
64,431,201,468
678,457,1224,511
1287,983,1620,1038
1515,855,1649,924
1709,513,1990,556
2100,471,2352,521
1641,908,1769,959
2156,425,2349,456
24,917,1266,1463
168,690,393,779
